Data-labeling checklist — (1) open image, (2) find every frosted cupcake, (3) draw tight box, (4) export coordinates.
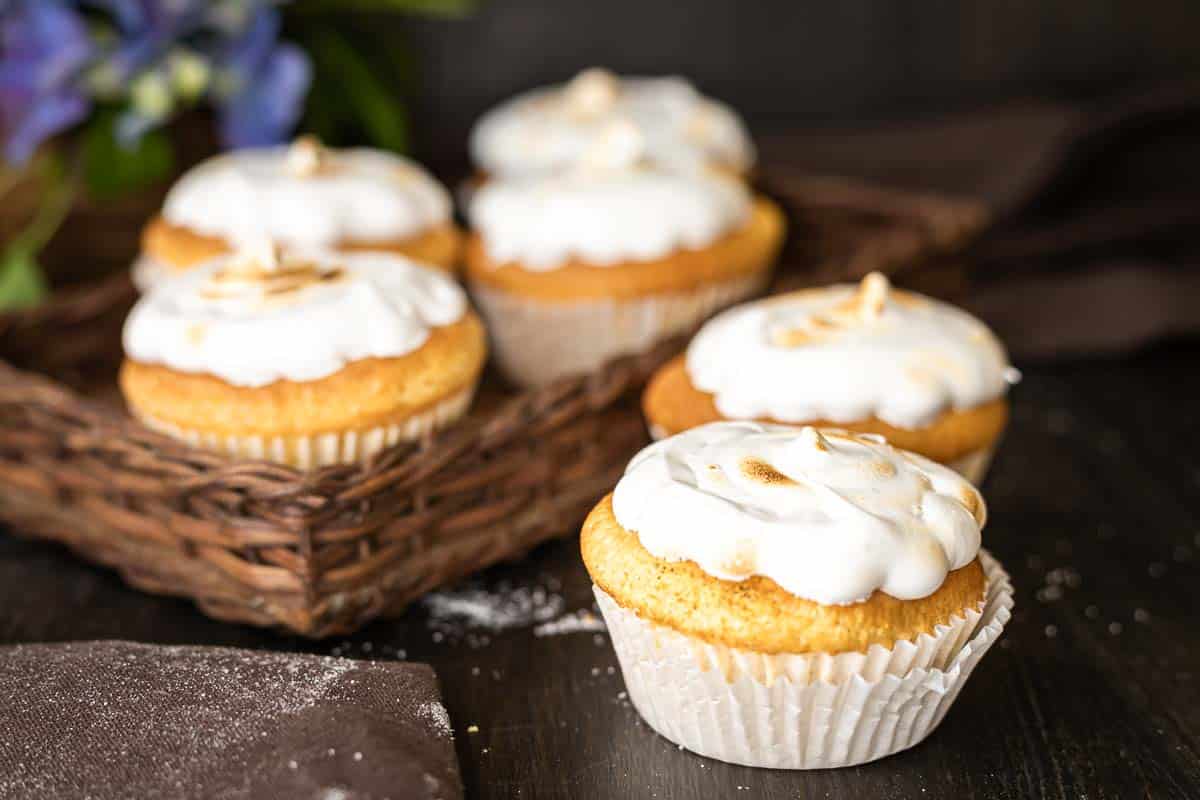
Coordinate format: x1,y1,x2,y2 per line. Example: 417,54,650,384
135,136,460,289
582,421,1012,769
120,241,487,469
642,273,1016,483
470,67,755,180
465,122,785,386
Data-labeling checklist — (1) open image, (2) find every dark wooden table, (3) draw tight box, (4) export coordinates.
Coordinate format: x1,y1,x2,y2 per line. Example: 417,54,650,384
2,342,1199,799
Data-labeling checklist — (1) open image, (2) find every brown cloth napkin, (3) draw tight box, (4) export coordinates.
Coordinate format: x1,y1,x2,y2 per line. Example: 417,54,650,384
0,641,463,800
761,80,1200,359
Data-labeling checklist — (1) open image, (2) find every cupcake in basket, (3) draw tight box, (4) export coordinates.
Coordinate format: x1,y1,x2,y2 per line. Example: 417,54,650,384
465,121,785,386
470,67,756,180
120,241,487,469
643,272,1017,483
582,421,1013,769
135,136,460,289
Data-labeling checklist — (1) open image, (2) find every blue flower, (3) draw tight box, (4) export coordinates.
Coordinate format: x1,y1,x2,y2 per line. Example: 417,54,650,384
1,0,311,161
213,7,310,148
82,0,207,86
0,0,93,163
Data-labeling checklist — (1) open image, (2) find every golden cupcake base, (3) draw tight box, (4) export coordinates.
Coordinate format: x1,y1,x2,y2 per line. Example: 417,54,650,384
643,354,1008,470
131,383,476,470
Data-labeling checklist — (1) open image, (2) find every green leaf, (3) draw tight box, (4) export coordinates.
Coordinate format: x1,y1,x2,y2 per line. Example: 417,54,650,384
0,244,48,310
82,112,174,198
305,28,411,152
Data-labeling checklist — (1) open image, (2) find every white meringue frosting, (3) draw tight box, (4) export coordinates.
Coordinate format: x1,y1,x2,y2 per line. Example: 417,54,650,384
687,274,1014,430
162,138,451,247
470,68,755,178
611,421,986,605
469,121,751,269
123,243,467,388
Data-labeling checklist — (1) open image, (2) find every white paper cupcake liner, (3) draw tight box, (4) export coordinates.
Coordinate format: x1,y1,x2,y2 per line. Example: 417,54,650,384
595,550,1013,769
133,384,476,470
470,272,770,387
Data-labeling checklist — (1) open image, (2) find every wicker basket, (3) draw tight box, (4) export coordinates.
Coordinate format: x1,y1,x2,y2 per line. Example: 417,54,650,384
0,176,986,637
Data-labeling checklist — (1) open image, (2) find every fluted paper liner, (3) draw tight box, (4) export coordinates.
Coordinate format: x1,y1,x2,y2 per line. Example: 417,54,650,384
133,384,476,470
595,550,1013,769
470,272,769,387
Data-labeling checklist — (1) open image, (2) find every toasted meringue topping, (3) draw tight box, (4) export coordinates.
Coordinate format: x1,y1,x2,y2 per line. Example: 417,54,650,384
575,119,646,173
469,160,751,270
124,249,467,387
771,272,893,346
564,67,620,118
470,70,755,178
688,278,1011,429
611,421,986,604
200,240,343,303
284,135,331,177
161,146,450,249
739,456,798,486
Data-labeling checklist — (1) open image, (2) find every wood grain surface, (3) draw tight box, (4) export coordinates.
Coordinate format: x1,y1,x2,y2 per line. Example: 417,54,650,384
2,343,1199,799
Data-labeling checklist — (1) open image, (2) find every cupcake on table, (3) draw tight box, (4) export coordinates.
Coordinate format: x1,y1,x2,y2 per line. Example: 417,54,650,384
134,136,460,289
120,240,487,469
470,67,756,180
642,272,1018,483
465,118,785,387
582,421,1013,769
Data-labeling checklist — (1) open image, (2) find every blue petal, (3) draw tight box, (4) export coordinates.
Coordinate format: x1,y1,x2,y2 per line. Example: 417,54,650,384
81,0,207,36
1,1,92,88
220,6,281,76
0,1,93,163
3,88,88,163
218,43,310,148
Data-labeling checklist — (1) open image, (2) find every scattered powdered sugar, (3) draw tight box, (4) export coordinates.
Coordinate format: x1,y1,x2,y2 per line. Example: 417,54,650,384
0,641,458,800
416,701,453,737
422,578,565,636
533,608,608,637
0,642,358,799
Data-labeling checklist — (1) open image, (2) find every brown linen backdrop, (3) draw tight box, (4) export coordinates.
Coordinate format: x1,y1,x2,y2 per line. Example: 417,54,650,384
761,80,1200,359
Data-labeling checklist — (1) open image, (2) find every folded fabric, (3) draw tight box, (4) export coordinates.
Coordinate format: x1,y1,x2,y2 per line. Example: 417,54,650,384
0,641,462,800
761,80,1200,359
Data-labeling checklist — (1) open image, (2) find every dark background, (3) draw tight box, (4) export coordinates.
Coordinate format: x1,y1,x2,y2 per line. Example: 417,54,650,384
395,0,1200,167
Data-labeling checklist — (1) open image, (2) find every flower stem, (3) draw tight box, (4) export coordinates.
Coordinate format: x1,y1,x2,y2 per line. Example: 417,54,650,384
16,152,78,253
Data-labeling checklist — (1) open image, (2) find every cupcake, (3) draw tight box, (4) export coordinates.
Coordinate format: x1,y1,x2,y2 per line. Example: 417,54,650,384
120,241,487,469
582,421,1013,769
643,273,1017,483
465,122,785,386
135,136,460,289
470,67,755,180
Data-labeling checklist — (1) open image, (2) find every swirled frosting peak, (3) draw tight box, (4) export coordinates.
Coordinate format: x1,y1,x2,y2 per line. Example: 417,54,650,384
574,119,646,173
283,135,332,177
199,239,341,303
162,143,451,247
611,421,986,604
469,68,755,178
563,68,621,119
123,247,467,388
687,273,1013,429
